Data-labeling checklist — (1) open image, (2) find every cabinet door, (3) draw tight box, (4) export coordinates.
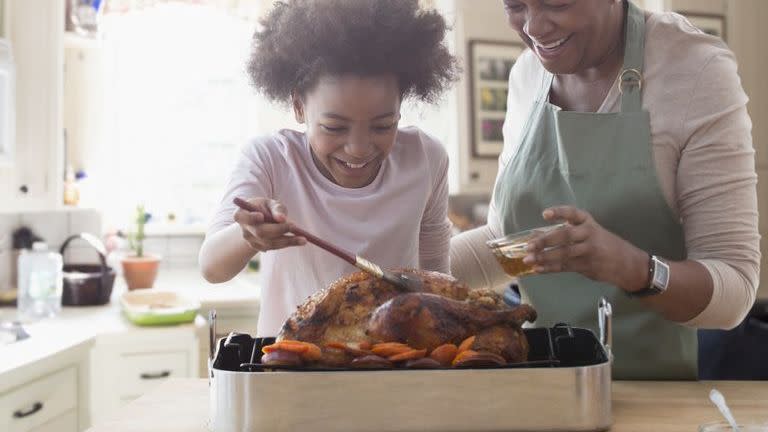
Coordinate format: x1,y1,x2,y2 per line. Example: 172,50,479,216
0,367,77,432
118,351,189,400
29,410,77,432
90,331,199,425
0,0,64,211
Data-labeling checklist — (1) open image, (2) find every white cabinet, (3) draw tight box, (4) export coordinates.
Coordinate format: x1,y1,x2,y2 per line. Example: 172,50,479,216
118,351,189,400
89,328,199,425
0,342,90,432
28,411,78,432
0,0,64,211
0,367,77,432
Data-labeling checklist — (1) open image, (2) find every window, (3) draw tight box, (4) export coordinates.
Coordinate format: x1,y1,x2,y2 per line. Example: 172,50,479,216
89,1,452,233
95,2,298,231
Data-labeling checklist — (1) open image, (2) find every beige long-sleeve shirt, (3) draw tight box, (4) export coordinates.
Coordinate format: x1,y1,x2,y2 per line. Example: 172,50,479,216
451,10,760,329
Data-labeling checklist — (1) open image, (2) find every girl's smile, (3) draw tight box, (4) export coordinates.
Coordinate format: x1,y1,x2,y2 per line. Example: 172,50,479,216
295,75,401,189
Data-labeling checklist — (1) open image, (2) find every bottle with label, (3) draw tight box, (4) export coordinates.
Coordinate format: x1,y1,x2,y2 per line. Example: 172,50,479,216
17,242,63,320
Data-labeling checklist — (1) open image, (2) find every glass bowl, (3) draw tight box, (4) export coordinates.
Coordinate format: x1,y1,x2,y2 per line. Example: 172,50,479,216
486,223,566,277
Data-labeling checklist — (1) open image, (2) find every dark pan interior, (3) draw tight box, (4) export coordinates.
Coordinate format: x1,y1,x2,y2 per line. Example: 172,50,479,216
212,323,609,373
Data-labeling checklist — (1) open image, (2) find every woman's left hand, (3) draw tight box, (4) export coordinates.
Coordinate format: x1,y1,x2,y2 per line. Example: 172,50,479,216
523,205,648,292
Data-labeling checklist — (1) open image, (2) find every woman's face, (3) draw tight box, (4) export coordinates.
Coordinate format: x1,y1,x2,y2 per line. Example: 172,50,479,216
502,0,622,74
294,75,401,189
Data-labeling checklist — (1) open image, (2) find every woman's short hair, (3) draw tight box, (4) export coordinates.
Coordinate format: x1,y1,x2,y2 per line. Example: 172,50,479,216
247,0,459,104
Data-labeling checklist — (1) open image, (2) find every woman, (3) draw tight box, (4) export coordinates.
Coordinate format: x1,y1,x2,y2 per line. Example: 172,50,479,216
450,0,759,379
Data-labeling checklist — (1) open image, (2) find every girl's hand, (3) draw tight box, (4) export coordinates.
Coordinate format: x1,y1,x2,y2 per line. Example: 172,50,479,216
522,206,649,292
233,197,307,252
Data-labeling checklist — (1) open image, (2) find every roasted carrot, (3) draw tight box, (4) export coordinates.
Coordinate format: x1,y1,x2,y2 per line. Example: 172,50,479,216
429,343,458,366
262,340,309,354
452,349,478,366
457,336,476,354
372,342,412,357
388,349,428,362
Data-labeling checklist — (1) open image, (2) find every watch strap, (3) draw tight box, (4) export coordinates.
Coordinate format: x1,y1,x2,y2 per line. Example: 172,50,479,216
626,254,664,298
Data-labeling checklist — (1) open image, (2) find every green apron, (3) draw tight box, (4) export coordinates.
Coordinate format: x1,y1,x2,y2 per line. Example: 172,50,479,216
493,1,697,380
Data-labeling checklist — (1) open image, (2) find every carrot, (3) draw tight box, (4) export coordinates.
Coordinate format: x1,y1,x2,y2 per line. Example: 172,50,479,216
301,342,322,361
452,349,478,366
372,342,412,357
457,336,476,354
263,340,322,361
324,341,373,357
429,343,458,367
388,349,428,362
358,341,373,351
262,340,309,355
324,341,347,351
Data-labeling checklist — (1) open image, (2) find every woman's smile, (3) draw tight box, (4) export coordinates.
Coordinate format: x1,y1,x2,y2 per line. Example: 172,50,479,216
531,34,573,59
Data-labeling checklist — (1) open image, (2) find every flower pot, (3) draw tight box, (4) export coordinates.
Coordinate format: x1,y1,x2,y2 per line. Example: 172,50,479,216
121,254,161,290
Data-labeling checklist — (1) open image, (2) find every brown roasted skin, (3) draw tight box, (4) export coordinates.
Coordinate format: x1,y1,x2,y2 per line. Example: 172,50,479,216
366,293,537,361
277,269,536,366
278,269,469,366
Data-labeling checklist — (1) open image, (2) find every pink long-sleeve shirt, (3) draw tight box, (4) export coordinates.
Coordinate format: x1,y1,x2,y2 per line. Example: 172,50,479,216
208,127,451,336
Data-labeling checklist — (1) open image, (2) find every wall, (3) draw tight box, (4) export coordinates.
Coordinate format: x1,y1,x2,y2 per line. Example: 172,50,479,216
666,0,768,298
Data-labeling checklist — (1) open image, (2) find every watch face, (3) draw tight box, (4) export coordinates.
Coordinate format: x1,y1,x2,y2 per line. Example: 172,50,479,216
653,258,670,289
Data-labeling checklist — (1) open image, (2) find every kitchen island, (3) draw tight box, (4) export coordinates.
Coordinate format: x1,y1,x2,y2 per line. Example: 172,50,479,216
87,378,768,431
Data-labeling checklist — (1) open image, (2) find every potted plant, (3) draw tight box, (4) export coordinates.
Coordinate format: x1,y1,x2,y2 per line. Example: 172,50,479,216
121,204,161,290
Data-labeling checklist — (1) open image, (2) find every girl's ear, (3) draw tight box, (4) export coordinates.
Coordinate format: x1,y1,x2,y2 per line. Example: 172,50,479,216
292,92,305,124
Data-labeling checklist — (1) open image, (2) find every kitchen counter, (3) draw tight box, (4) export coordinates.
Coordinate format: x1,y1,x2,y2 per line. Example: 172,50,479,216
0,269,260,384
86,378,768,432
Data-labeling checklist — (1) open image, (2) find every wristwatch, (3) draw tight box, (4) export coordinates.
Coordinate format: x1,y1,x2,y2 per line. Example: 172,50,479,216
627,254,670,298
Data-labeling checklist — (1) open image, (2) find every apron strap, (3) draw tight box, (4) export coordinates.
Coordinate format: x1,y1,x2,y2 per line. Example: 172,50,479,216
537,69,555,103
619,0,646,113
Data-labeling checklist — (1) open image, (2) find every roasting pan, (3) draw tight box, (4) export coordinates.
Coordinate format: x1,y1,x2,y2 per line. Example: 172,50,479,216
208,299,614,432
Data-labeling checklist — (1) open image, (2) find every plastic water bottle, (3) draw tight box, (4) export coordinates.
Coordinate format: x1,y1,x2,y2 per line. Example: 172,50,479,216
17,242,63,320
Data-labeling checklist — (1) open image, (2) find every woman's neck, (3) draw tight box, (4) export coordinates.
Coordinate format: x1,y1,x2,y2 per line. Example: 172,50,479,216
572,2,626,83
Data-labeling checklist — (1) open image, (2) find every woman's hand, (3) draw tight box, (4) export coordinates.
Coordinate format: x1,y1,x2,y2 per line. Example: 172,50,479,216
522,206,649,293
233,198,306,252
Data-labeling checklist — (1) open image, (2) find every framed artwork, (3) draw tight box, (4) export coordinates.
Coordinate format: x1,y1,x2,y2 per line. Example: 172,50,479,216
467,40,525,159
677,11,726,42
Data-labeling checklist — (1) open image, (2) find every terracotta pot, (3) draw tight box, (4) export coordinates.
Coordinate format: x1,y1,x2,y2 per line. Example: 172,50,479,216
121,254,161,290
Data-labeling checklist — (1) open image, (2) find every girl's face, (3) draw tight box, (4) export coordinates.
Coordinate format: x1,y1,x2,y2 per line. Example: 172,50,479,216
502,0,622,75
294,75,401,189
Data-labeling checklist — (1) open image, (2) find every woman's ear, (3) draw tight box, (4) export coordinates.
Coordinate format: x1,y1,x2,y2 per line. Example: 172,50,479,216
292,92,305,124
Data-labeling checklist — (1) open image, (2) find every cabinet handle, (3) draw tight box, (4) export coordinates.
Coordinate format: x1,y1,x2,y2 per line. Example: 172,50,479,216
13,402,43,418
140,370,171,380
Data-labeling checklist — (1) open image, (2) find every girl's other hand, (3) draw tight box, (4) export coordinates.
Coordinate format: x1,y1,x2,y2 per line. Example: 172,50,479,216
233,197,307,252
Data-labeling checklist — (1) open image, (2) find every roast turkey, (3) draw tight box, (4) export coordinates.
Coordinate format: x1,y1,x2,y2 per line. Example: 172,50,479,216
275,269,536,367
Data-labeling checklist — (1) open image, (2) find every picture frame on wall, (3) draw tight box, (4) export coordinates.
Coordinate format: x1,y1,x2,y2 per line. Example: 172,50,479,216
468,40,525,159
677,11,726,42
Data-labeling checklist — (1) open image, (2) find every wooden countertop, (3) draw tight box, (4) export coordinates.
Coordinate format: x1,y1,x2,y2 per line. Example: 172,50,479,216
87,378,768,432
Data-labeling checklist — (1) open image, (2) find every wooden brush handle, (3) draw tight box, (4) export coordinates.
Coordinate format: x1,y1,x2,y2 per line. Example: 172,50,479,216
232,197,356,266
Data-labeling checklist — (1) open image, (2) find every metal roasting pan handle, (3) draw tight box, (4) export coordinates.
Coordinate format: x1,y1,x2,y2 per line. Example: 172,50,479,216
209,309,217,361
598,297,613,361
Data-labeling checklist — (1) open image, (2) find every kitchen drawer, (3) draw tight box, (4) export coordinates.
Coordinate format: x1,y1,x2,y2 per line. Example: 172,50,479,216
0,367,77,432
30,410,77,432
119,351,188,398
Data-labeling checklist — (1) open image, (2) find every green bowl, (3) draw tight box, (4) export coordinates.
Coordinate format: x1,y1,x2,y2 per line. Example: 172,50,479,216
120,290,200,326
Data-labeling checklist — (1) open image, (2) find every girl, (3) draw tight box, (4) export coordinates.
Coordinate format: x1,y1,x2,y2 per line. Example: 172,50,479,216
199,0,459,337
